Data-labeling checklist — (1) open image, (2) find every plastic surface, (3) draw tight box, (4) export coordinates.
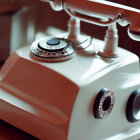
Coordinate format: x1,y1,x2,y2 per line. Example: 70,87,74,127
0,53,79,140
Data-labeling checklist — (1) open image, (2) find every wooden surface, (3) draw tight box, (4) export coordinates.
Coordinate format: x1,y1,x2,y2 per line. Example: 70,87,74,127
0,120,39,140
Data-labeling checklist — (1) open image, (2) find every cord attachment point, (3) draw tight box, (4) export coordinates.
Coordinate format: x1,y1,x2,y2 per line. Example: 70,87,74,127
65,17,92,49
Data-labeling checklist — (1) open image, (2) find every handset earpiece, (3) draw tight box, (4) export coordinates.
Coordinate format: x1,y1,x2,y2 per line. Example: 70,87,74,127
128,25,140,41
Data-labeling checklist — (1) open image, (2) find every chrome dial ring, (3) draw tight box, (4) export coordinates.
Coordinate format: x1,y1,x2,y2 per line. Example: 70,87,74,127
31,37,76,62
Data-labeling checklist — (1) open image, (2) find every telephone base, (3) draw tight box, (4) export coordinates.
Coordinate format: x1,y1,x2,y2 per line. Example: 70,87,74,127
0,38,140,140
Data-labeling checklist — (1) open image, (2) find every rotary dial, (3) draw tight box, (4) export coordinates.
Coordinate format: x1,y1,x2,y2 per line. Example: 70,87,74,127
31,37,76,62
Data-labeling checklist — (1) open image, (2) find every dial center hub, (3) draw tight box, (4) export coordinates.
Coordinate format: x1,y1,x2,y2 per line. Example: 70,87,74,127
46,38,60,45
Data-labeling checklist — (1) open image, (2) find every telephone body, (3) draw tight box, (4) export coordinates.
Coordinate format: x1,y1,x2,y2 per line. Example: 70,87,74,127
0,0,140,140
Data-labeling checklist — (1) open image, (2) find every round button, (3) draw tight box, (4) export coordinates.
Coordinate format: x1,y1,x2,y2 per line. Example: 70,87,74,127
126,89,140,123
47,38,60,45
93,88,115,119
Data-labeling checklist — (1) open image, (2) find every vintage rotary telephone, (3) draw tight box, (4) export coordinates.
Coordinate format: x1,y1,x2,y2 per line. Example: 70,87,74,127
0,0,140,140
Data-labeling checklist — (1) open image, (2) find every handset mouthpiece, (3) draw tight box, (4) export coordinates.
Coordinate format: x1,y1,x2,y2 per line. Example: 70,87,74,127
40,0,63,11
